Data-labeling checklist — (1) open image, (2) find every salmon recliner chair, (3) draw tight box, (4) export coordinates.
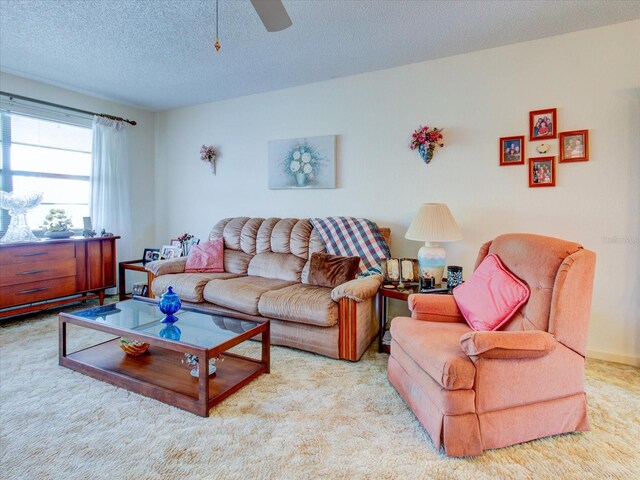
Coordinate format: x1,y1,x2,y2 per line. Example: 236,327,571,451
387,233,596,456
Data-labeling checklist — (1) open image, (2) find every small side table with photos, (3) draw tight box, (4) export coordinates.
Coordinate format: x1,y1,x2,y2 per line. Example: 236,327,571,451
118,259,155,300
378,282,452,354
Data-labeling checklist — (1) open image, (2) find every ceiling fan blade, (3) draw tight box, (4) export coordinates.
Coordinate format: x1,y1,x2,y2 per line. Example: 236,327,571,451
250,0,292,32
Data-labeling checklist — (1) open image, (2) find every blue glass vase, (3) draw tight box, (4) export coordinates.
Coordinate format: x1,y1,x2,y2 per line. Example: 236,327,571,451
418,144,433,164
158,286,181,324
159,323,181,340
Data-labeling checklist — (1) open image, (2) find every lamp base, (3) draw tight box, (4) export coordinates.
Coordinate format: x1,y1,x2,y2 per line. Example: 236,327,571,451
417,242,446,284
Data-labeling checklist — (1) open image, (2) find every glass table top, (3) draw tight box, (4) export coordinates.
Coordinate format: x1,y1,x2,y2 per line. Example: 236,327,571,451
67,299,261,349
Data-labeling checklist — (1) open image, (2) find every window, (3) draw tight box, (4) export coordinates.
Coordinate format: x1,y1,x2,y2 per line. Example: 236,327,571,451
0,111,92,235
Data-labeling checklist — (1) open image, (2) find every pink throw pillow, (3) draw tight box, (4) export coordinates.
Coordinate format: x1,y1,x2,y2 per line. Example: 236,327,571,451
185,238,224,273
453,253,529,331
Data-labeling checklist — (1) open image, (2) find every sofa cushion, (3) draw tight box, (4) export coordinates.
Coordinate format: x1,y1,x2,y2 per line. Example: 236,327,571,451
290,220,313,259
203,276,296,315
390,317,475,390
152,272,242,303
258,283,338,327
453,253,530,331
307,252,360,288
248,252,306,282
222,217,250,250
224,249,253,274
185,238,224,273
256,218,280,253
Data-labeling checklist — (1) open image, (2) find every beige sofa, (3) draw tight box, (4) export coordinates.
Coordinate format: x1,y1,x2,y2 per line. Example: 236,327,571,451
145,217,387,361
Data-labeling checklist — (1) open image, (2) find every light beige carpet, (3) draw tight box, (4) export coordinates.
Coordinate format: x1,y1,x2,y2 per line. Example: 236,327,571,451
1,301,639,480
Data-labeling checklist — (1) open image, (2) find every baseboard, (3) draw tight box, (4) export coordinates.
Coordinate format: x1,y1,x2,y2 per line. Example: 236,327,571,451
586,349,640,367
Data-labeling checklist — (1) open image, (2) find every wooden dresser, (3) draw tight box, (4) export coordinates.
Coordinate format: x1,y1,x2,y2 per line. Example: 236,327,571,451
0,236,119,319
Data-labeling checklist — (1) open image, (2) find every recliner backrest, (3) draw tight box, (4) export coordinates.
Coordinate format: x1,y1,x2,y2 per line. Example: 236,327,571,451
473,233,584,334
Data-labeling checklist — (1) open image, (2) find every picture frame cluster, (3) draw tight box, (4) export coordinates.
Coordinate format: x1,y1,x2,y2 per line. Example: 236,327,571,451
142,236,201,264
499,107,589,188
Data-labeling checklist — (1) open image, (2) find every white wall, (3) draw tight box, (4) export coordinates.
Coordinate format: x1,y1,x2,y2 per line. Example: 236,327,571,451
154,21,639,365
0,72,156,262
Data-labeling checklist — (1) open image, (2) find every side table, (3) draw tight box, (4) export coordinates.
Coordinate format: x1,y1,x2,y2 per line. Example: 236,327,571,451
118,260,155,300
378,284,452,353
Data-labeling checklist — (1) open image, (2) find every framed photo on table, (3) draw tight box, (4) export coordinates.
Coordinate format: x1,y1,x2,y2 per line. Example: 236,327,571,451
559,130,589,162
400,258,419,284
529,108,557,141
529,156,556,187
170,239,183,256
183,237,201,256
383,258,400,284
160,245,181,260
499,135,525,166
142,248,160,264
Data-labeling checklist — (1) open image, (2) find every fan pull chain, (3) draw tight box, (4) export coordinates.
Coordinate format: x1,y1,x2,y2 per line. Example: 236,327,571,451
214,0,221,51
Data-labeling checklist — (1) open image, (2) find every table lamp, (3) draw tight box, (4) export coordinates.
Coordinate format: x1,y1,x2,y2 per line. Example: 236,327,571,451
404,203,462,283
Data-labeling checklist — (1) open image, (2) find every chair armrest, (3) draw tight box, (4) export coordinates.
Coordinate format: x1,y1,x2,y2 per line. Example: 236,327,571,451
460,330,557,360
145,257,187,276
408,294,465,323
331,275,383,303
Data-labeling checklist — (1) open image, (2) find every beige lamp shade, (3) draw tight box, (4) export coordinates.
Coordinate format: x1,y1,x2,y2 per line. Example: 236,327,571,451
405,203,462,242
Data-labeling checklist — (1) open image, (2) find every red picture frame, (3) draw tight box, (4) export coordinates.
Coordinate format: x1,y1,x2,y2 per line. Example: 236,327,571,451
499,135,525,166
559,130,589,162
529,156,556,187
529,108,557,141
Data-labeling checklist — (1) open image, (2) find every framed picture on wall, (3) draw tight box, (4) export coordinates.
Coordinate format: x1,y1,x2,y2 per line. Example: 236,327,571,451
267,135,336,190
559,130,589,163
529,108,557,141
529,156,556,187
499,135,525,166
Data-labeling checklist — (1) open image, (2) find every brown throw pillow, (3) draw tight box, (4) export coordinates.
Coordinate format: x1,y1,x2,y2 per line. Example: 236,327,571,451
307,252,361,288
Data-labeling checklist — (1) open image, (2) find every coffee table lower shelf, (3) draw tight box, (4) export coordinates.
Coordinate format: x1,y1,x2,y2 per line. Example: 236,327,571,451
60,339,266,417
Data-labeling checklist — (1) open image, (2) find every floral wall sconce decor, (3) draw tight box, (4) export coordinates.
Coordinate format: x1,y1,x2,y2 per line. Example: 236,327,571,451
200,145,217,174
409,125,444,164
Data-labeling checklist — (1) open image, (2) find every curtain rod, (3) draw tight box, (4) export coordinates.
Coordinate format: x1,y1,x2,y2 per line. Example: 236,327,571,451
0,91,137,126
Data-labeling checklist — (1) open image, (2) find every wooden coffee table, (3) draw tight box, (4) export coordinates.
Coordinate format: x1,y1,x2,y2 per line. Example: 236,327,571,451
59,298,270,417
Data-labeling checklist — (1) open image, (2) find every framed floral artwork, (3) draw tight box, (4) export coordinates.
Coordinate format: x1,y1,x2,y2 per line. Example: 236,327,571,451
559,130,589,162
267,135,336,189
529,108,557,141
499,135,525,166
529,156,556,187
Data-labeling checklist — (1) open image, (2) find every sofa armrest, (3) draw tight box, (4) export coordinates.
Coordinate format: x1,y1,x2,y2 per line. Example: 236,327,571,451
460,330,557,360
408,294,465,323
145,257,188,276
331,275,383,303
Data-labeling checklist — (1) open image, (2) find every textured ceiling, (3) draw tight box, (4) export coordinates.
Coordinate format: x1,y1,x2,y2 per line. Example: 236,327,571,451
1,0,639,112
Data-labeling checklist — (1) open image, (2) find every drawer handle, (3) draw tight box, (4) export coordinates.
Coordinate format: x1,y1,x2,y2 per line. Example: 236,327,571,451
17,287,50,294
16,252,48,257
17,270,49,275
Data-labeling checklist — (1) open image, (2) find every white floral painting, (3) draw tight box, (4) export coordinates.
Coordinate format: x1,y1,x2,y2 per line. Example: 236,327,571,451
268,135,336,189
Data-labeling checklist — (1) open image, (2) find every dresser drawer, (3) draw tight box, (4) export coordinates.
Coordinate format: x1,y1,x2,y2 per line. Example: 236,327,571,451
0,242,76,266
0,276,77,308
0,258,77,287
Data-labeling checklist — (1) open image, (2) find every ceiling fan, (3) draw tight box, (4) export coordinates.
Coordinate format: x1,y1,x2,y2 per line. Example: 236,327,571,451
214,0,292,51
250,0,293,32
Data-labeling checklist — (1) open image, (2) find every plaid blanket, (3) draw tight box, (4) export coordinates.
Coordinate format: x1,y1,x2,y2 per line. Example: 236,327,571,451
309,217,390,275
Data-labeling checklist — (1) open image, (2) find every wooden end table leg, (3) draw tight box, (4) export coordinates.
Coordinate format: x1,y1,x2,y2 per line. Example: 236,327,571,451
378,292,384,352
263,322,270,374
118,262,126,301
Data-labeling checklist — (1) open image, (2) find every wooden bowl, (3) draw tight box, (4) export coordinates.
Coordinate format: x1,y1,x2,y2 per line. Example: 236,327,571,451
119,337,150,356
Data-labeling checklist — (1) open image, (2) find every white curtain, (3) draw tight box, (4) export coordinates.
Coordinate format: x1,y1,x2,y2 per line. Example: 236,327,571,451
90,116,132,266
